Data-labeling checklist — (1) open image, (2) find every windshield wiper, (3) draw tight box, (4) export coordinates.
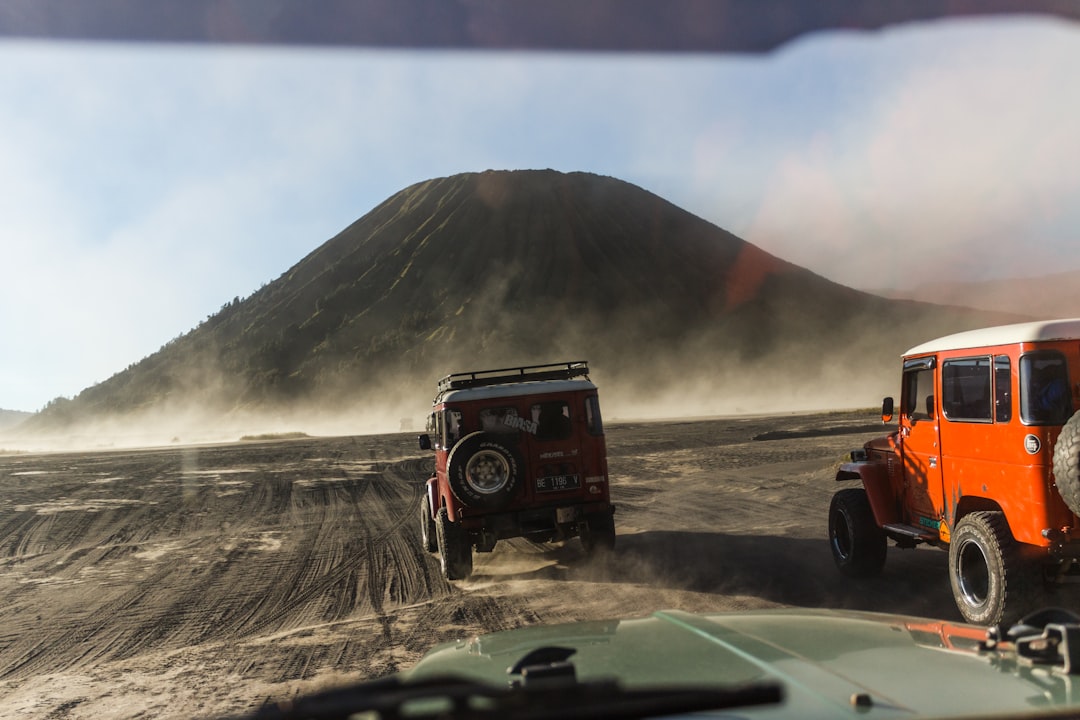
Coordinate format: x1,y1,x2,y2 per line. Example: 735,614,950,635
238,673,782,720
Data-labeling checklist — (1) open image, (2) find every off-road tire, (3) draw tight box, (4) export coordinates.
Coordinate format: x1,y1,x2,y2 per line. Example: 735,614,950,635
447,431,523,510
949,511,1040,626
1053,410,1080,517
436,507,473,581
828,488,887,578
580,511,616,554
420,493,438,553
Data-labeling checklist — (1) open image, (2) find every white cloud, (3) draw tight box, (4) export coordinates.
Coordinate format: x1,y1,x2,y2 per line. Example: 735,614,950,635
740,18,1080,287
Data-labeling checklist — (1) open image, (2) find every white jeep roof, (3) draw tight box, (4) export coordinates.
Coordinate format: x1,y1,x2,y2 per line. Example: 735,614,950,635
438,379,597,404
904,318,1080,357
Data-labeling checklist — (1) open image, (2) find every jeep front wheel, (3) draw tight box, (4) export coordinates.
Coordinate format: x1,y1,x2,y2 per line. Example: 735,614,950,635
949,511,1038,626
1053,410,1080,517
447,432,522,510
828,488,886,578
436,507,473,581
420,493,438,553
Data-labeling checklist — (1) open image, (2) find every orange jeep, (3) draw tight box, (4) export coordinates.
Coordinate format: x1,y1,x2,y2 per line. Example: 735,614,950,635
417,361,615,580
830,319,1080,625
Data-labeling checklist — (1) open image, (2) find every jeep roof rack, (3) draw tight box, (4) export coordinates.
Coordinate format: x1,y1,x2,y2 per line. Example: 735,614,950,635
437,361,590,393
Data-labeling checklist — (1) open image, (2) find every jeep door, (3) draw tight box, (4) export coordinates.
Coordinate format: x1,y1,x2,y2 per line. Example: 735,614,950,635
526,397,588,501
937,355,1014,533
898,357,945,531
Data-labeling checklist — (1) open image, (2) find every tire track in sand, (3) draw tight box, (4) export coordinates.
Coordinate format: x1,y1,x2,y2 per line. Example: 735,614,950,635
0,440,441,682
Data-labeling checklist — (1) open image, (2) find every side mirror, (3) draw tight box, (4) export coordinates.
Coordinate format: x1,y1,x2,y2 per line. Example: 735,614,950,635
881,397,894,424
418,434,432,451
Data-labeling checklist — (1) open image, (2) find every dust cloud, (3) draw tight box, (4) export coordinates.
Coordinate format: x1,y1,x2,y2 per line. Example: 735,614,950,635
598,360,892,422
0,346,899,454
0,392,429,454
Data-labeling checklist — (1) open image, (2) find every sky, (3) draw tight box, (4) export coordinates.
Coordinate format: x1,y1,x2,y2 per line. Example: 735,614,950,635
2,15,1080,413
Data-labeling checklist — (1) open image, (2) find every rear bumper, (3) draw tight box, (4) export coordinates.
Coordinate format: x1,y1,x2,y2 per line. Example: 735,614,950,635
461,501,613,549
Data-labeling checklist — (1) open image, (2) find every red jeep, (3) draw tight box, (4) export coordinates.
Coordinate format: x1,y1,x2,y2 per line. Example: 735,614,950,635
417,361,615,580
830,319,1080,625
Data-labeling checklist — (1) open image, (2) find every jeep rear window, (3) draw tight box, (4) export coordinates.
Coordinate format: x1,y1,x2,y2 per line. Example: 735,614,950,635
942,357,992,422
479,406,525,435
531,401,572,441
1020,351,1073,425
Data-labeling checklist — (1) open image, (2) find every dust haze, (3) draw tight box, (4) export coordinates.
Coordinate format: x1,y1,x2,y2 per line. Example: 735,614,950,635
1,277,910,453
1,343,897,453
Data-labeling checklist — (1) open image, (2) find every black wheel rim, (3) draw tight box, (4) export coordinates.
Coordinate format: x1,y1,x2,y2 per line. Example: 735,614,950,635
956,538,990,609
831,508,853,561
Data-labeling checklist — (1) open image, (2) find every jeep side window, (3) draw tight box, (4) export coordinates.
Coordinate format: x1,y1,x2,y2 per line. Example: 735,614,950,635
443,409,463,447
902,367,933,421
994,355,1012,423
585,396,604,436
942,357,992,422
479,406,523,435
532,401,572,441
1020,351,1073,425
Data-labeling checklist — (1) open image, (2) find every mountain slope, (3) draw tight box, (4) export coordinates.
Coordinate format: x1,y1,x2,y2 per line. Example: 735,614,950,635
0,409,30,433
24,170,1019,440
870,270,1080,319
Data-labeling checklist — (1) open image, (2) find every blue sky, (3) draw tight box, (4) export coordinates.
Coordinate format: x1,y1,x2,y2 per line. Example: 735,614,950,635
3,16,1080,413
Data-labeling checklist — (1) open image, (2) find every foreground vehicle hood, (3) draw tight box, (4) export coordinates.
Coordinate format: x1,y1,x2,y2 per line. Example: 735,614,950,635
406,608,1077,718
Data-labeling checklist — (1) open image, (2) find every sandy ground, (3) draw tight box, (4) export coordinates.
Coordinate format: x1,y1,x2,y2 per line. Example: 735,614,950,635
0,411,961,719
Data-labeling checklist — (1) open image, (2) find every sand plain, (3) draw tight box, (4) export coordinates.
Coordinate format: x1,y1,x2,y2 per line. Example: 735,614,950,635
0,411,962,719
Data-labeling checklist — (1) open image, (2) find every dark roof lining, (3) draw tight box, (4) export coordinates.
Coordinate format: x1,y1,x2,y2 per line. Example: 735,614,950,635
2,0,1077,53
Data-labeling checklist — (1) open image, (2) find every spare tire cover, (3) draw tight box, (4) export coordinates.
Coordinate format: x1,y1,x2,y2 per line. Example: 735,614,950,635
1053,410,1080,517
447,431,522,510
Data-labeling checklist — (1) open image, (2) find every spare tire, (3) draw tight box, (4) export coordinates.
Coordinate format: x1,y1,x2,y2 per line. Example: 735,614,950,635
1053,410,1080,517
447,431,523,510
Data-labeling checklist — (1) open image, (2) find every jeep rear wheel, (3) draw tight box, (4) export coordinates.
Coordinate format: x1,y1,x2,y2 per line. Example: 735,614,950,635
580,511,616,555
828,488,886,578
1053,410,1080,517
447,432,522,510
420,493,438,553
436,507,473,581
949,511,1039,626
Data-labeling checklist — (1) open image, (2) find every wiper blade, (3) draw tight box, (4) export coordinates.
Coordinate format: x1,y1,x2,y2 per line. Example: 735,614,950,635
240,673,782,720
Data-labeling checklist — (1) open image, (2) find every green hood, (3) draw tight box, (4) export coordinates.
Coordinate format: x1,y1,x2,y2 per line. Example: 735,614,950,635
405,608,1076,718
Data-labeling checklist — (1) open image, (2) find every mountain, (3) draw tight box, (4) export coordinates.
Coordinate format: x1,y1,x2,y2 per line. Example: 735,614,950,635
20,170,1020,442
0,409,30,433
870,270,1080,320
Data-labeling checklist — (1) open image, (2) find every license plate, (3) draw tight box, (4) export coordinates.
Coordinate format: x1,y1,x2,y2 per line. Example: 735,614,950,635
536,474,580,493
